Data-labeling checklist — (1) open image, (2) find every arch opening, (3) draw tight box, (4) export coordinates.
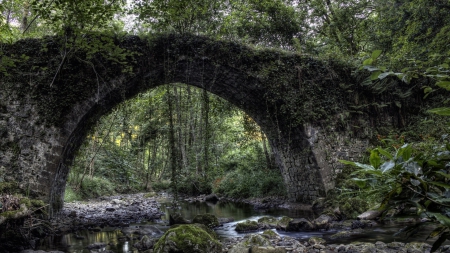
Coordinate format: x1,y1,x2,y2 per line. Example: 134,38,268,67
63,83,285,204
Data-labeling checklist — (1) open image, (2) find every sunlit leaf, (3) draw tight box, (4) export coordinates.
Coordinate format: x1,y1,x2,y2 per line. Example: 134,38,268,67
340,160,376,171
376,148,393,160
370,71,382,80
428,212,450,227
371,50,382,59
437,81,450,91
429,181,450,189
435,171,450,179
370,150,381,169
380,161,395,173
363,58,373,66
378,71,394,80
352,178,367,188
428,107,450,116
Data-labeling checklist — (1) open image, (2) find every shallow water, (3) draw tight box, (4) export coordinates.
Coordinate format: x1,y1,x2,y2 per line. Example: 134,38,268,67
37,200,437,252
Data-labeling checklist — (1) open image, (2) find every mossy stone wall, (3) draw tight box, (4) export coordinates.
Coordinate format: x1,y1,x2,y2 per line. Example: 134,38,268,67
0,33,428,214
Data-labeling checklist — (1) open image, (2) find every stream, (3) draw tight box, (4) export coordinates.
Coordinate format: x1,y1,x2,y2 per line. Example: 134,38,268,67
36,198,439,253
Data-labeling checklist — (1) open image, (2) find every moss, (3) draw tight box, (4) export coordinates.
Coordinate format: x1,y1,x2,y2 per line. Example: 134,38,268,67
192,213,219,228
235,220,259,232
262,229,278,239
258,216,278,227
153,224,222,253
276,216,293,229
243,234,271,247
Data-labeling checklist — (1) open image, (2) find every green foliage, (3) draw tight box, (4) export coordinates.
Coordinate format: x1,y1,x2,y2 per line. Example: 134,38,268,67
63,186,81,202
78,176,116,199
213,169,285,198
340,142,450,251
151,180,172,192
153,224,222,253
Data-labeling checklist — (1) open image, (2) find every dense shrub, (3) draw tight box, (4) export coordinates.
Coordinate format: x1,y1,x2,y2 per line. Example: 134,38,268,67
79,176,116,199
213,169,286,198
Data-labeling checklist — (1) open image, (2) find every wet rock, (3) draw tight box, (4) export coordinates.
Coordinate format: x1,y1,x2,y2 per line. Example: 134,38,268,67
276,216,293,231
286,218,315,231
218,217,235,224
308,236,326,246
244,234,271,247
205,193,219,202
250,246,286,253
133,235,156,251
235,220,259,232
169,212,190,225
258,217,279,228
351,220,373,229
387,242,405,250
228,244,249,253
262,229,279,239
313,214,334,229
86,242,107,250
192,213,220,228
153,224,222,253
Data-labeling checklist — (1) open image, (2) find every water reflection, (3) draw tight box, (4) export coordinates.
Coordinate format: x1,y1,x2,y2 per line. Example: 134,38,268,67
37,200,438,252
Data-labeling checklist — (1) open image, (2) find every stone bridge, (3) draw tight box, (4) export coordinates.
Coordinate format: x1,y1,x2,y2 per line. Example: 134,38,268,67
0,34,425,214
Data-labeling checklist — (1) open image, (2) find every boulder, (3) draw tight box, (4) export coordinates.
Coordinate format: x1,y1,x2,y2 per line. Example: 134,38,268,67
169,212,190,225
192,213,220,228
276,216,293,231
313,214,333,229
258,217,279,228
133,235,156,251
204,193,219,202
308,236,326,246
235,220,259,232
153,224,222,253
243,234,271,247
262,229,279,239
286,218,315,231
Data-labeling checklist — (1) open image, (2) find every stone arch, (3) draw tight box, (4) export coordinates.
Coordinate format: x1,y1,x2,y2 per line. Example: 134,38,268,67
1,33,421,215
48,52,325,213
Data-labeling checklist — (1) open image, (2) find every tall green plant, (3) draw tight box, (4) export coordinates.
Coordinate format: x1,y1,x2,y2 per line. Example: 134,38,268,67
341,143,450,252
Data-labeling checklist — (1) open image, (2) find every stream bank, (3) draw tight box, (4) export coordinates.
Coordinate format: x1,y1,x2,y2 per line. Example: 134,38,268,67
15,192,445,253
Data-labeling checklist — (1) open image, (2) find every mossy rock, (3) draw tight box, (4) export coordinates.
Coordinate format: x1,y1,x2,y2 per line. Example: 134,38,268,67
276,216,293,231
258,216,278,228
153,224,222,253
243,234,271,247
308,236,326,245
262,229,279,239
192,213,220,228
235,220,259,232
169,212,190,225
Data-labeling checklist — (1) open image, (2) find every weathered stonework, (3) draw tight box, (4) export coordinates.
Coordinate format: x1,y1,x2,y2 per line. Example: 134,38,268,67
0,33,428,214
